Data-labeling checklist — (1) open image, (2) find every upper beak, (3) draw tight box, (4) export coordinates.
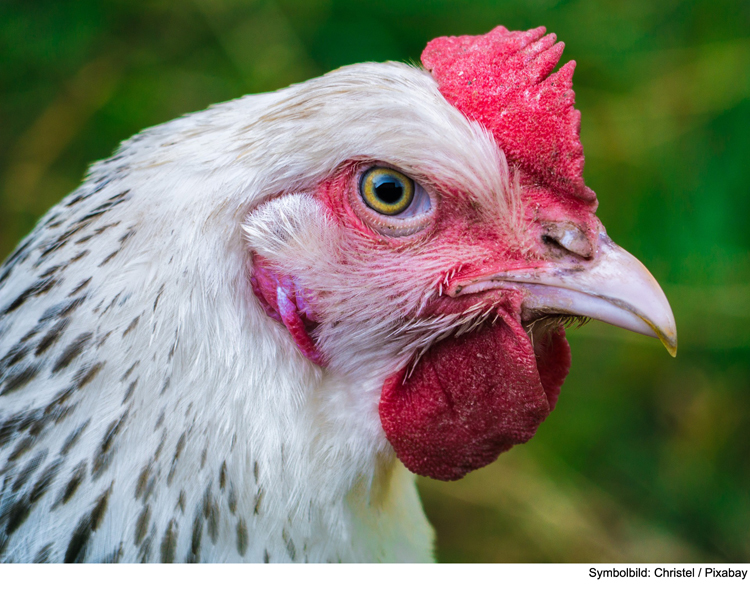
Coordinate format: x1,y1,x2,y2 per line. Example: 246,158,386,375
448,233,678,356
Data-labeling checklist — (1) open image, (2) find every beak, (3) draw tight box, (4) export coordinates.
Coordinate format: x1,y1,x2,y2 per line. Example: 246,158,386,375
449,234,678,356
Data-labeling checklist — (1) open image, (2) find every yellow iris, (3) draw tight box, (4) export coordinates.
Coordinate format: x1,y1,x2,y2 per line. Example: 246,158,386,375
360,167,415,216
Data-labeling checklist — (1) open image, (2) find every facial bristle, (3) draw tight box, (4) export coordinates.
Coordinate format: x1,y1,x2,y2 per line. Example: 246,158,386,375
523,314,590,343
421,26,596,202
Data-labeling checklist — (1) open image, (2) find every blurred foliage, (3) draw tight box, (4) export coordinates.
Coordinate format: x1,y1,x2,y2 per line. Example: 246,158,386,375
1,0,749,562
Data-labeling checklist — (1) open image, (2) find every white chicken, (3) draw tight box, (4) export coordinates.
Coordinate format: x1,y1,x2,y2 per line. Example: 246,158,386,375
0,26,675,562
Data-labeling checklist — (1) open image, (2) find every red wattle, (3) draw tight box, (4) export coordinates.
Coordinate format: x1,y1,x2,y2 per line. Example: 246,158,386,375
534,326,570,411
379,317,569,481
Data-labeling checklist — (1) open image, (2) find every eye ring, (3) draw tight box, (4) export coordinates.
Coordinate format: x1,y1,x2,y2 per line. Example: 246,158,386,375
359,167,414,216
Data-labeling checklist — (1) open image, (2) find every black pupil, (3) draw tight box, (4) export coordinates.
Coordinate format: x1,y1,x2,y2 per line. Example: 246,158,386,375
374,176,404,204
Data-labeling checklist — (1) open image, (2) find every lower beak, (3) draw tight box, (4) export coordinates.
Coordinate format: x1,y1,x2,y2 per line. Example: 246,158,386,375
449,234,678,356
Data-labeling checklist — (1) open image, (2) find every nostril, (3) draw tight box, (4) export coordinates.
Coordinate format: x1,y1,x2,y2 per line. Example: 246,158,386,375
542,234,561,249
541,222,594,259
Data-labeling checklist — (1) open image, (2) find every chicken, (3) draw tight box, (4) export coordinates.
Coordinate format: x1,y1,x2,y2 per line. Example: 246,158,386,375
0,25,676,562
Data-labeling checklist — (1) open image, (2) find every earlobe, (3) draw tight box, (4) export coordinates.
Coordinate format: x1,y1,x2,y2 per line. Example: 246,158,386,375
250,255,326,366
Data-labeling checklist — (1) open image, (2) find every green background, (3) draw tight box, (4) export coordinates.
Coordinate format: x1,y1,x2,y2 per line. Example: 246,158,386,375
1,0,749,562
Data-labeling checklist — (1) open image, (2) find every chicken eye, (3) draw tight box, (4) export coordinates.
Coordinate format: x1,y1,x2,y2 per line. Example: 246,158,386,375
360,167,414,216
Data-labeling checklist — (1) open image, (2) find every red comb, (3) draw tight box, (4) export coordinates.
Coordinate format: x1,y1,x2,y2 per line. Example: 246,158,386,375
422,26,596,202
